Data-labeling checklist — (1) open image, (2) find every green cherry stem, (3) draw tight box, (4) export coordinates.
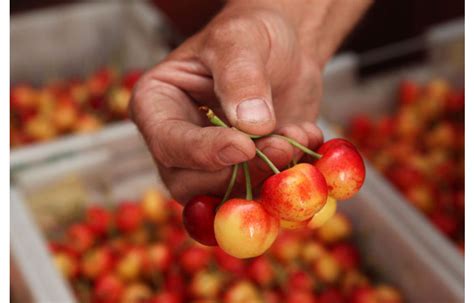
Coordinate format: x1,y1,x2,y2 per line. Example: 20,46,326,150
272,134,322,159
199,106,281,174
221,163,239,204
199,106,264,139
242,162,253,200
256,148,280,174
199,106,229,128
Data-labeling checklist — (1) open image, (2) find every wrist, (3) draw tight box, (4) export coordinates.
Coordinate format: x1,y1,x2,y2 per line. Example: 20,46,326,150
225,0,372,67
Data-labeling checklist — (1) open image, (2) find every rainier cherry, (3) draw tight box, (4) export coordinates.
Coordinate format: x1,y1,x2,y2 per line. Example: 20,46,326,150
52,251,79,279
66,223,95,254
121,283,152,303
182,195,220,246
80,247,114,279
314,139,365,200
214,199,279,259
308,196,337,229
261,163,328,222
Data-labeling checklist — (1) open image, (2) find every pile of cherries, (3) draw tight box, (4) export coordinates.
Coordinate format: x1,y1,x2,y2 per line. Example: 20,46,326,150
49,189,403,303
183,108,366,259
11,67,142,147
345,79,464,251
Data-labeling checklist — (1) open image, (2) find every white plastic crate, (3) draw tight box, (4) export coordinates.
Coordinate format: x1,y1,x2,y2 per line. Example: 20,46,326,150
10,0,172,170
10,120,463,302
321,19,465,286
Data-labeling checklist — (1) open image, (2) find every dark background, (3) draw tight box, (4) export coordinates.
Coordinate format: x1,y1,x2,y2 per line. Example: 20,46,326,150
11,0,464,55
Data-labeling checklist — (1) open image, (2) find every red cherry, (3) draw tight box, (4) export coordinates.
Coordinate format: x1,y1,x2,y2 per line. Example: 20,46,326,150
286,291,316,303
161,225,187,251
122,70,143,90
330,243,360,271
66,224,95,254
94,274,124,303
115,202,144,233
150,291,182,303
164,269,185,296
319,288,345,303
86,206,112,237
81,247,114,280
213,247,246,276
429,211,458,237
445,90,464,113
314,139,365,200
348,115,373,144
247,256,274,287
350,286,378,303
288,270,313,292
179,246,212,274
385,164,423,191
399,80,419,105
182,195,220,246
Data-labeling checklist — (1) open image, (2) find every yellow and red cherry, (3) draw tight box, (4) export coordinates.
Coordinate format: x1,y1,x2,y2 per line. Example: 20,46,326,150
214,198,279,259
261,163,328,222
314,139,365,200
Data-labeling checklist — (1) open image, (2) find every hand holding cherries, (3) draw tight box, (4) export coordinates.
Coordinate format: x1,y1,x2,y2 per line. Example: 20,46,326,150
182,107,366,258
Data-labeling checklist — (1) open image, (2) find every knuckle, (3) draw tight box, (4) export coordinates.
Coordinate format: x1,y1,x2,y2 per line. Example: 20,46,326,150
150,139,173,168
207,16,253,45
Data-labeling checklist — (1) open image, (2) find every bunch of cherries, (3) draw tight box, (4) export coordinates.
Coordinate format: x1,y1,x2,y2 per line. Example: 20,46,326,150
11,67,142,147
183,108,366,259
346,79,464,251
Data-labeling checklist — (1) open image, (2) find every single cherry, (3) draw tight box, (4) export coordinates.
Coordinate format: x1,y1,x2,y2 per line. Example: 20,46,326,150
214,198,279,259
261,163,328,222
314,138,365,200
182,195,220,246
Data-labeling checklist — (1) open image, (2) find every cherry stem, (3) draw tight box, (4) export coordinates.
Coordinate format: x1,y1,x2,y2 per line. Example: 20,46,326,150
199,106,229,128
256,148,280,174
199,106,280,174
199,106,263,139
242,162,253,200
222,163,239,204
272,134,322,159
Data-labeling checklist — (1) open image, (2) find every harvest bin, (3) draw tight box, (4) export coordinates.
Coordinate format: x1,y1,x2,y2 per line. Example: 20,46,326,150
321,18,464,285
11,120,463,302
10,0,172,169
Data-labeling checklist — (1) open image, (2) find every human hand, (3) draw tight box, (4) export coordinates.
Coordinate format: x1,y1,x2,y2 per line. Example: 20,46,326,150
130,0,371,203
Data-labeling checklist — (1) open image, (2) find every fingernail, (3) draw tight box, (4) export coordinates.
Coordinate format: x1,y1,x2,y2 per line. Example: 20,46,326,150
237,99,271,123
219,145,248,165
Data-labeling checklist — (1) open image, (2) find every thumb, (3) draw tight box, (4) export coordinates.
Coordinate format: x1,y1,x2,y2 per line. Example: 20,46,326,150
201,38,276,135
